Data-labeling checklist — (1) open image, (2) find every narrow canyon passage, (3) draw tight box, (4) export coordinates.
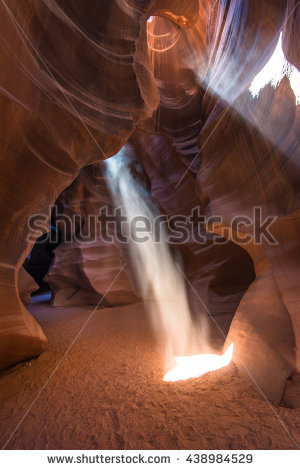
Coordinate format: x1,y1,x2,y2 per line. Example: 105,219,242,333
0,300,299,450
0,0,299,460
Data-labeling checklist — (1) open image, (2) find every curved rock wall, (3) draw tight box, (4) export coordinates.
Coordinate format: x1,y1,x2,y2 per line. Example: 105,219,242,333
45,163,139,307
194,0,299,403
0,0,192,368
134,0,299,403
130,131,256,316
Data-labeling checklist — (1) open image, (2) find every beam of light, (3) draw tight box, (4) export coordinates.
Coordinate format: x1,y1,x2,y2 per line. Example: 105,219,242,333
163,343,234,382
249,32,300,105
105,149,209,363
147,16,154,23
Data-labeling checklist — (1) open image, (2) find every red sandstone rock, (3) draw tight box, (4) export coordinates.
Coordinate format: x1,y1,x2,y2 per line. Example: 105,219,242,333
0,0,299,411
0,0,187,368
18,267,39,307
46,164,139,307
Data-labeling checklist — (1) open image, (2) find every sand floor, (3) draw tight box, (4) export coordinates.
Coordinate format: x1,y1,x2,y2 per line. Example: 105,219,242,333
0,301,299,450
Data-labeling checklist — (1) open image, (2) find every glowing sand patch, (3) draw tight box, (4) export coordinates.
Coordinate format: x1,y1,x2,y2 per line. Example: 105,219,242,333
163,344,234,382
249,32,300,105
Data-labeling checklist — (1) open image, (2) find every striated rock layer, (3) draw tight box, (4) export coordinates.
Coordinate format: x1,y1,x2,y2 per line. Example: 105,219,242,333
0,0,199,369
195,2,299,404
135,0,300,404
46,163,139,307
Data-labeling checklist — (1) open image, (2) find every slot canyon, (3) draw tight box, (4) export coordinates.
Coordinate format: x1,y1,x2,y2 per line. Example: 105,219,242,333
0,0,299,451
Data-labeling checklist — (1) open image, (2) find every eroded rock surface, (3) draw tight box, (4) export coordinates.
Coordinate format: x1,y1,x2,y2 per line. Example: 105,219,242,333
0,0,299,408
46,164,139,307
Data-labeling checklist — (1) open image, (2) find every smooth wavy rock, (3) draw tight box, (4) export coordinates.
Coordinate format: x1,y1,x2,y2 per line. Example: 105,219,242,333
0,0,299,409
46,164,139,307
0,0,196,368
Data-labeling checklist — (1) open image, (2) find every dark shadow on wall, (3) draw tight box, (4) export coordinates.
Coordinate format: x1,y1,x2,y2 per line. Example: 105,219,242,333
23,204,63,295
